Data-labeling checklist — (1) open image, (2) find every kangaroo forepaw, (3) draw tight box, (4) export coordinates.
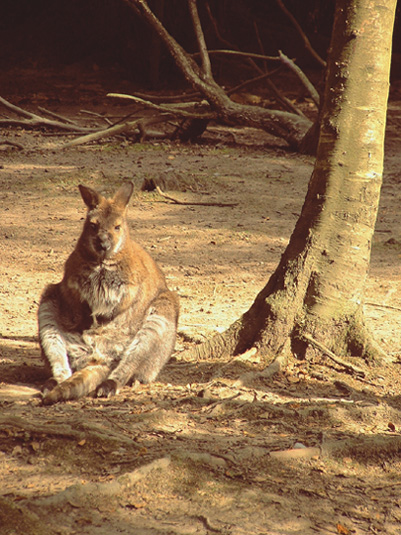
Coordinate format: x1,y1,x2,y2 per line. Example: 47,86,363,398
96,379,120,398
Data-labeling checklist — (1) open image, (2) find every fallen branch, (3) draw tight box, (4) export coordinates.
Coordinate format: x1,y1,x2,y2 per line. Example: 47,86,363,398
59,119,141,149
302,333,365,377
125,0,312,150
236,354,288,387
107,92,215,120
133,90,201,102
155,186,237,207
0,96,93,133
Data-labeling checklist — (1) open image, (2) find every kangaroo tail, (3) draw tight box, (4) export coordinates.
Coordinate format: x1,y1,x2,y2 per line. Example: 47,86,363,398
42,364,110,405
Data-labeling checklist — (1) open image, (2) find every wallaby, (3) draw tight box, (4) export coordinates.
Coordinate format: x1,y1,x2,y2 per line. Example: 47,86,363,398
38,182,179,405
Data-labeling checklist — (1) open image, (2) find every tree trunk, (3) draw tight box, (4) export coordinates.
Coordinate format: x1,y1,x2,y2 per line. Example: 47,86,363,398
183,0,397,367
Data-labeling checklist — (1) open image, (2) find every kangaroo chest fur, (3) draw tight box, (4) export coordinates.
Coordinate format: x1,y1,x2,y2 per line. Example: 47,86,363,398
85,264,127,315
73,262,135,323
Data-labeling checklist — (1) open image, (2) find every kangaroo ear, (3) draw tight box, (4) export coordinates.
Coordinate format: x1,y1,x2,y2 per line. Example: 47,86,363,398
113,182,134,209
78,185,102,210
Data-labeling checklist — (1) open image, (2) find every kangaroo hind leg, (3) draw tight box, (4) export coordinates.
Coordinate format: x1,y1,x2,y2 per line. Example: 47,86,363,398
42,363,110,405
96,290,179,398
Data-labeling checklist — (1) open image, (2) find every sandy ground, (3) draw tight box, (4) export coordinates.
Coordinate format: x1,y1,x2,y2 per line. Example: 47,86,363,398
2,77,401,534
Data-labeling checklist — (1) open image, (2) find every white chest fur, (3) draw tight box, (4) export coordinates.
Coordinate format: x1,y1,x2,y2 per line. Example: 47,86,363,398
80,264,127,317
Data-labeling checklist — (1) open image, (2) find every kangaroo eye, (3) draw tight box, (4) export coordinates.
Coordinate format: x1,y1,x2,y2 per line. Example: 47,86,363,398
115,225,121,231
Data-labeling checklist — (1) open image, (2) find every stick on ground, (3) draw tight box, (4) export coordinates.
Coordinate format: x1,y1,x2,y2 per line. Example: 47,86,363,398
156,186,238,207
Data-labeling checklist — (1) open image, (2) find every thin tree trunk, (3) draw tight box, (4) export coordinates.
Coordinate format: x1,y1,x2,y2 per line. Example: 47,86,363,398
183,0,397,367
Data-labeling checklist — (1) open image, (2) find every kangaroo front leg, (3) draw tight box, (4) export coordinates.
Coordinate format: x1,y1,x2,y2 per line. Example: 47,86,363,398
38,290,72,385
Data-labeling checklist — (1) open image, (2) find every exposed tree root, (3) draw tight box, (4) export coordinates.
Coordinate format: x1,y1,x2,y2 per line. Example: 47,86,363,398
301,333,365,377
178,301,387,386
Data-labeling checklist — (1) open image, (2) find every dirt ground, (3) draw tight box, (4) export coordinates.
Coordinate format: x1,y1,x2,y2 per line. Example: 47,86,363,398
2,72,401,535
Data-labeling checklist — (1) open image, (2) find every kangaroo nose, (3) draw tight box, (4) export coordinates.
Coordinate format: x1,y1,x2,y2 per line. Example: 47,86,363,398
97,233,111,251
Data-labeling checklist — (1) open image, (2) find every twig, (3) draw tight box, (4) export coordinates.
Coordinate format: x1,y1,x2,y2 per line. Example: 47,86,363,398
279,51,320,107
155,186,237,207
195,49,280,63
302,333,365,377
275,0,326,68
37,106,79,125
253,20,268,72
79,109,113,125
226,68,282,96
365,302,401,313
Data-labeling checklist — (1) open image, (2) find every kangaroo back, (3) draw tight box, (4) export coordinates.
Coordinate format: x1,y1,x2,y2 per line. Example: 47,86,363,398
38,182,179,404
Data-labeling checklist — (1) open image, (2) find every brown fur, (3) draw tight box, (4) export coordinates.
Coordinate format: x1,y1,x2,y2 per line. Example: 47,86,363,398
38,182,179,404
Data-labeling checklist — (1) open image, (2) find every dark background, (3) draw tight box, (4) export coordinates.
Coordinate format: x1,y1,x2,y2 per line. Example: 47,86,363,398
0,1,400,92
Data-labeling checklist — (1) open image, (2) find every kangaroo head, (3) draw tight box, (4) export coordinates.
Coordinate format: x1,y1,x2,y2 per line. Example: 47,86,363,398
77,182,134,262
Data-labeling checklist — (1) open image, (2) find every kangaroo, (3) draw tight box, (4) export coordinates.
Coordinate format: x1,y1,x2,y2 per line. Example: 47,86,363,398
38,182,179,405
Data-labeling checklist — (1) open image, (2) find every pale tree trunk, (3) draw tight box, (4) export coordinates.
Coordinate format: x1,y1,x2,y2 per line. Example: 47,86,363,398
183,0,397,369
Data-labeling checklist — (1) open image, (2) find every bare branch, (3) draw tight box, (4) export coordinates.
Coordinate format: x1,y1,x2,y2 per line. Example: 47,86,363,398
188,0,213,80
279,51,320,107
115,2,313,149
275,0,326,68
253,20,268,71
131,91,200,103
205,2,234,50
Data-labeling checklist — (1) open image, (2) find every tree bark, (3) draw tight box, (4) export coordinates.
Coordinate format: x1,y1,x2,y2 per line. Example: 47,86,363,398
182,0,397,367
